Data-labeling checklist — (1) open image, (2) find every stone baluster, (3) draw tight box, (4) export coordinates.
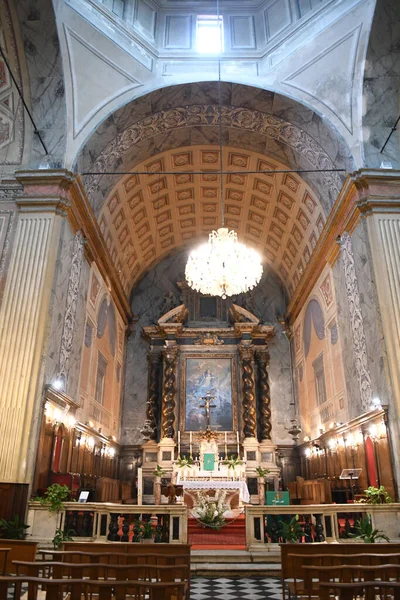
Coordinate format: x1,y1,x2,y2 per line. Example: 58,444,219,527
239,344,257,438
256,348,272,441
161,345,179,439
147,350,162,440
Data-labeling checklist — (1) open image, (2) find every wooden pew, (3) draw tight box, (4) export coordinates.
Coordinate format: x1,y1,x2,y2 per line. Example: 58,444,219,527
280,543,400,600
304,563,400,600
0,541,37,575
319,580,400,600
37,550,190,566
13,561,190,598
0,575,186,600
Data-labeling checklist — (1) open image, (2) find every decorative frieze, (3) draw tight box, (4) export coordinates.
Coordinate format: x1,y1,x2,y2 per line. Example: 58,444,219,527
340,232,372,412
57,230,85,386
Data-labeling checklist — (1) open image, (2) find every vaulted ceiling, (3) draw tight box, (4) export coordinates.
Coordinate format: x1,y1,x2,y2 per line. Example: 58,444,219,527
99,145,325,297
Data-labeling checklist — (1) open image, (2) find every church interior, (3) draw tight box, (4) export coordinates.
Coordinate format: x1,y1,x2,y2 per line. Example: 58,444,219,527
0,0,400,594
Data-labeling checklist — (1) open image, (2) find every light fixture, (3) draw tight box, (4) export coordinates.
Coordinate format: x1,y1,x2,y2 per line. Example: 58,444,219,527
185,1,263,299
286,418,302,442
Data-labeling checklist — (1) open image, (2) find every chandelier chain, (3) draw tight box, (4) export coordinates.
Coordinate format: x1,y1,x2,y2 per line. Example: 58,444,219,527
217,0,224,227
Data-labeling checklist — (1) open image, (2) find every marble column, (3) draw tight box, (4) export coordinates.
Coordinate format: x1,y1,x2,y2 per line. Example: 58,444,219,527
147,349,162,441
239,344,257,439
256,348,272,441
0,198,63,482
161,345,179,439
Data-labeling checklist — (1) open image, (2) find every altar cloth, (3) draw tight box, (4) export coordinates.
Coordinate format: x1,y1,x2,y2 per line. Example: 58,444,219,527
180,479,250,503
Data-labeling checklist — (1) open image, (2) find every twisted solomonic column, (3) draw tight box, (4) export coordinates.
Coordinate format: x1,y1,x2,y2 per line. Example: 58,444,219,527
239,344,257,438
256,348,272,441
146,350,162,441
161,345,179,439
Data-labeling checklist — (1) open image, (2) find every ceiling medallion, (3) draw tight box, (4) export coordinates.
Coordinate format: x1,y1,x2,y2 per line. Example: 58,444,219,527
185,228,263,299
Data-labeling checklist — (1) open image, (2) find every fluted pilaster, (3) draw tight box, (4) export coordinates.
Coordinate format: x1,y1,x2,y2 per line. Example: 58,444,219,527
0,206,62,481
239,344,257,438
161,345,179,439
256,348,272,441
147,350,162,441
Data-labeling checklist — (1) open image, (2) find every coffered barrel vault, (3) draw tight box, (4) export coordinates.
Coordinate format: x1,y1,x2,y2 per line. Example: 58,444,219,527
99,146,325,296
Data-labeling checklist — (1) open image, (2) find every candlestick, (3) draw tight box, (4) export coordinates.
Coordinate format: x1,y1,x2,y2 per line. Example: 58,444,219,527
224,431,227,458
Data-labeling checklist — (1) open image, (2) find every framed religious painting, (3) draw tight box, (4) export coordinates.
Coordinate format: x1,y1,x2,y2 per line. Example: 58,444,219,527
180,352,238,432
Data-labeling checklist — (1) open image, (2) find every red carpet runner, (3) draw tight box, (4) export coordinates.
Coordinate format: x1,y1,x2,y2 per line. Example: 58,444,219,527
188,514,246,549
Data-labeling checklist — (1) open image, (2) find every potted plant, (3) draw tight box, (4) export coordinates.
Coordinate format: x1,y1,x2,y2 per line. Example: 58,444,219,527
277,515,302,543
152,465,166,480
0,516,30,540
255,466,270,506
52,528,76,549
363,486,392,504
350,515,389,543
28,484,73,543
194,490,227,530
140,520,155,544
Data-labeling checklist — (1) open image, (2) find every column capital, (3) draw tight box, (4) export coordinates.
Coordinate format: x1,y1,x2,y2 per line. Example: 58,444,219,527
14,168,132,324
238,343,254,362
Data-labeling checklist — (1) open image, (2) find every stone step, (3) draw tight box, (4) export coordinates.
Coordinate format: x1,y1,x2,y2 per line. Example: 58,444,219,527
191,550,281,576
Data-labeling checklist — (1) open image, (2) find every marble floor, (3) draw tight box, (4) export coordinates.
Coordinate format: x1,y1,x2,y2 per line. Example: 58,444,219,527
190,577,283,600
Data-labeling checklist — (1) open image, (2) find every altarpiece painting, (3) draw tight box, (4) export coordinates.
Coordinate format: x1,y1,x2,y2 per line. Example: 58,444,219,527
183,355,235,432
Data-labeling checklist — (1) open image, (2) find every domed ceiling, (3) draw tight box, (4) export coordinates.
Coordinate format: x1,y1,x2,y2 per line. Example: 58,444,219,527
99,145,325,297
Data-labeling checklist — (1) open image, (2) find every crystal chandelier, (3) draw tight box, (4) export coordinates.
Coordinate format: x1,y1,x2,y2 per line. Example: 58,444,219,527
185,1,263,298
185,228,263,299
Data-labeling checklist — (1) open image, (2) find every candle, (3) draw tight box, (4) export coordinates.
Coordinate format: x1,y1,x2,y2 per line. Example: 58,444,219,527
189,431,193,458
236,431,240,457
177,431,181,457
224,431,228,459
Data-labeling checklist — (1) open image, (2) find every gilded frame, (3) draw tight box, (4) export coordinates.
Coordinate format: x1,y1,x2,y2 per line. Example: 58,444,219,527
179,351,238,432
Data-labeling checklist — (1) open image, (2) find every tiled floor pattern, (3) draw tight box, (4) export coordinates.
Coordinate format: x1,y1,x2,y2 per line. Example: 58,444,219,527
191,577,283,600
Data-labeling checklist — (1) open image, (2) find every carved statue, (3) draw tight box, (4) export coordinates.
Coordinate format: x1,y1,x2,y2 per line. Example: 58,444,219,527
160,291,177,316
161,482,184,504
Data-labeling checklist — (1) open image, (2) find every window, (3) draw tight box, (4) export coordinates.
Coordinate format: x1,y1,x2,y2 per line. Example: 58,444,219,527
95,352,108,405
313,353,327,407
196,16,223,53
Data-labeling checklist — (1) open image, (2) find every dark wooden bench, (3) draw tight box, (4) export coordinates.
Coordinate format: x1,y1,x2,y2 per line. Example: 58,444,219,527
37,549,190,566
0,575,186,600
280,543,400,600
0,541,37,575
304,563,400,600
319,580,400,600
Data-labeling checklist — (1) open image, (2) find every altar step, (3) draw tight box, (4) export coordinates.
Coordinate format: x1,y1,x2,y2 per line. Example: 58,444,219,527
191,549,281,577
188,515,246,549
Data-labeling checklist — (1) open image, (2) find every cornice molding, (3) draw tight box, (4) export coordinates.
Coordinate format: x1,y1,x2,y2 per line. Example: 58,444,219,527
15,169,132,323
287,169,400,324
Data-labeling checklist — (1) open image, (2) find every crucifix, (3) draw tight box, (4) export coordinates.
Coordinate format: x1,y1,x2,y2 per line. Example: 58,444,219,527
199,391,216,428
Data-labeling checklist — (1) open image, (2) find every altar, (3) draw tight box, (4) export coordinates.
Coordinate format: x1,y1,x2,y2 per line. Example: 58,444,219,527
140,293,281,507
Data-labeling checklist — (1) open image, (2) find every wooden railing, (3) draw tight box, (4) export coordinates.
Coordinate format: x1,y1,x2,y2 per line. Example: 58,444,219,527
245,503,400,550
27,503,188,545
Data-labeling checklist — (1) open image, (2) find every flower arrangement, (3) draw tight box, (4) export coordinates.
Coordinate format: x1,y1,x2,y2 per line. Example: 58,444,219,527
176,456,193,468
194,490,227,530
223,455,243,470
153,465,166,478
255,466,270,478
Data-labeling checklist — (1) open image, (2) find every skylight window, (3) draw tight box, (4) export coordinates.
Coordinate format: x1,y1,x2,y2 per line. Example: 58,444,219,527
196,16,223,54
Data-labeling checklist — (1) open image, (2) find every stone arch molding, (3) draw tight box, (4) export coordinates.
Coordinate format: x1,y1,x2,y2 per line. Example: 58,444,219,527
77,97,354,219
